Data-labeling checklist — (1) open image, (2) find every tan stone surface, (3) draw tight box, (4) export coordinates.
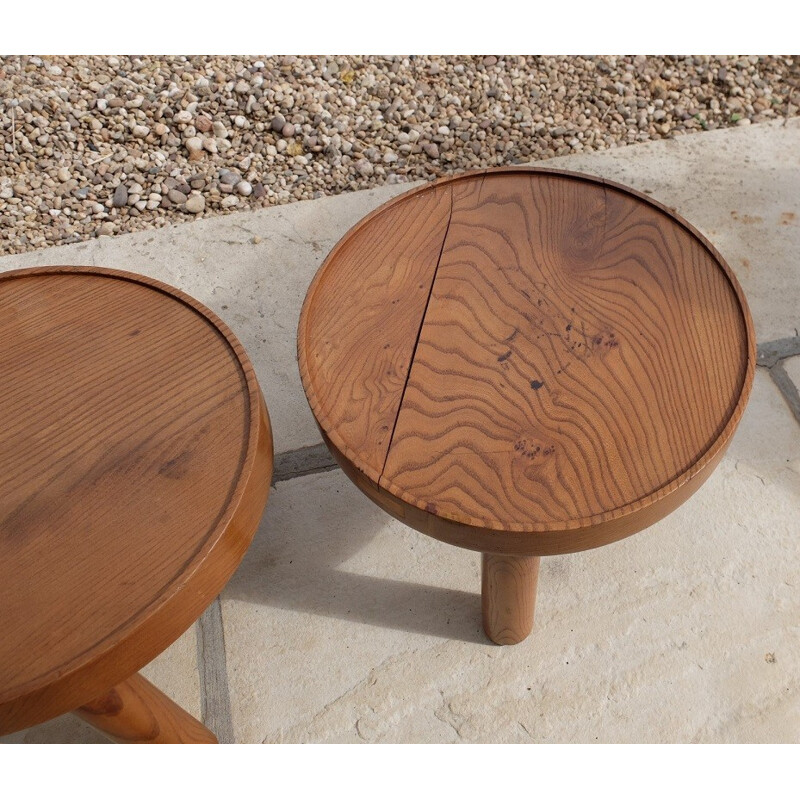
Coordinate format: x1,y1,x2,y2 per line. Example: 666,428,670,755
222,372,799,743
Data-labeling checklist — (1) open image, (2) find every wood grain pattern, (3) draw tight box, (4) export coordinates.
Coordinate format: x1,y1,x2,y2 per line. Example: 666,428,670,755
300,168,756,556
74,672,217,744
481,554,540,645
0,266,273,735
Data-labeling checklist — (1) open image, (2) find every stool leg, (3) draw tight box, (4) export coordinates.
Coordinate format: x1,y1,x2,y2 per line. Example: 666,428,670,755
73,672,217,743
481,553,540,645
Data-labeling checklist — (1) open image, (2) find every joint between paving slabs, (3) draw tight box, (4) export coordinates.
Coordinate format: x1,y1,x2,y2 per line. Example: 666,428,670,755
197,598,235,744
756,335,800,426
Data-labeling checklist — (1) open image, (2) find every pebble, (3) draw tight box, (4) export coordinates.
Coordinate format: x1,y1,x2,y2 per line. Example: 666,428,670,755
185,136,203,155
112,185,128,207
1,55,795,254
219,170,241,186
185,194,205,213
355,158,374,177
168,189,188,204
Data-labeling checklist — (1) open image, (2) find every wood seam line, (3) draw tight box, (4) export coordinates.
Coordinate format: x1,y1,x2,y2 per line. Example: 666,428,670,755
379,185,455,481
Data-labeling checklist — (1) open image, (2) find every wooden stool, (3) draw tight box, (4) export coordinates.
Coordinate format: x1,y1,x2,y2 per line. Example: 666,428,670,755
0,267,272,742
298,168,755,645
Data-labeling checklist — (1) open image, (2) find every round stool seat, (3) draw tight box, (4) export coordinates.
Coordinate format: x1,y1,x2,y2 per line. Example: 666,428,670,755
0,266,272,736
299,168,755,643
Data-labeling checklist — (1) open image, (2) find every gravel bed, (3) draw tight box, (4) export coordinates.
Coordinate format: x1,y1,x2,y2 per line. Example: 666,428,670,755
1,55,798,255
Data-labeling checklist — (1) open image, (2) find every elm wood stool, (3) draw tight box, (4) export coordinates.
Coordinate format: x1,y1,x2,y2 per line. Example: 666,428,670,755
298,168,755,646
0,266,273,742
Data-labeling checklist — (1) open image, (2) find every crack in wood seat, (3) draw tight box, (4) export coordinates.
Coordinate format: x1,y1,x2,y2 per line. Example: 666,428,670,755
298,167,756,645
0,266,273,741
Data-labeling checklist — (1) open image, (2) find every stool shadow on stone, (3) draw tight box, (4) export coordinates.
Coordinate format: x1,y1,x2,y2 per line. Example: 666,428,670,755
224,467,486,644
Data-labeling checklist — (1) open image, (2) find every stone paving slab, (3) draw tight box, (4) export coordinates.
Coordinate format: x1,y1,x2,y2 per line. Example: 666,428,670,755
222,372,799,743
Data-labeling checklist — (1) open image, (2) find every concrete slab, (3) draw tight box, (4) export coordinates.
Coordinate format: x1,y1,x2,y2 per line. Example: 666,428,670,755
0,626,200,743
221,371,799,743
1,119,798,456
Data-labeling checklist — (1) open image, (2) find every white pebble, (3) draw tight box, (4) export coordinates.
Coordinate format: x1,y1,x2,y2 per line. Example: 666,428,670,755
185,194,205,213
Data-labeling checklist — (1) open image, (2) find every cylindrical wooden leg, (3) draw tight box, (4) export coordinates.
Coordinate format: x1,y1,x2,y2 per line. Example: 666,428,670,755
482,553,540,645
73,672,217,744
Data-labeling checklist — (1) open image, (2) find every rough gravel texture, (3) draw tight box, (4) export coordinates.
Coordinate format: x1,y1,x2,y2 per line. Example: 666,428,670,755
1,55,798,255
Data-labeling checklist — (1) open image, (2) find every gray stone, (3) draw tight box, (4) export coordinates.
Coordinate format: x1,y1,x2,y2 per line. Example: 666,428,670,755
219,170,241,186
168,189,188,204
112,184,128,207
